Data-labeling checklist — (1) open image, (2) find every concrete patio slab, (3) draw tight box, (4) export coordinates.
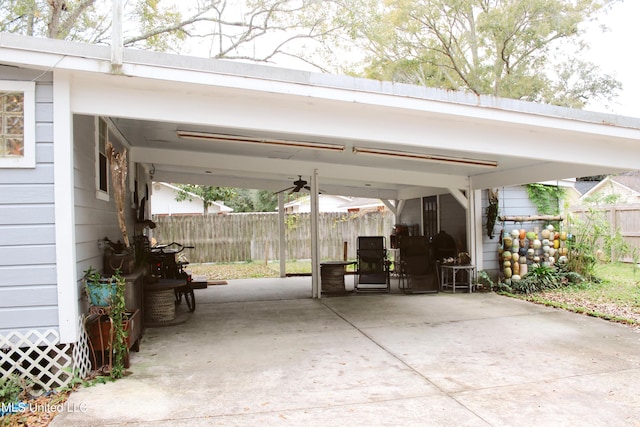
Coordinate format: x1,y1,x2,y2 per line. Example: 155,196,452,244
52,277,640,426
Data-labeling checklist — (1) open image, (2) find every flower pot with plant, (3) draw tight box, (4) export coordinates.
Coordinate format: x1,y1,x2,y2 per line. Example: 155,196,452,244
83,267,118,307
84,269,131,379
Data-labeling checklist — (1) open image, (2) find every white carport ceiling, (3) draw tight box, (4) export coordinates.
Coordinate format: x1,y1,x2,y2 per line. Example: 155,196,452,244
3,33,639,198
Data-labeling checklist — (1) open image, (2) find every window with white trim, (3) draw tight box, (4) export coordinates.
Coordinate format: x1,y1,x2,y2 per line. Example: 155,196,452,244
0,81,35,168
96,117,109,201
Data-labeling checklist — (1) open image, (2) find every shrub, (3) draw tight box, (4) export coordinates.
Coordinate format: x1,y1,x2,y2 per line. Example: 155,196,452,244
504,264,583,294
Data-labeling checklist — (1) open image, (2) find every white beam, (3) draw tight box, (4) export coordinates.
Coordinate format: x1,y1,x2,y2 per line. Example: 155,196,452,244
53,71,79,343
465,184,475,255
382,200,397,215
397,200,406,218
310,171,320,298
398,185,465,201
472,189,484,272
278,192,286,277
472,162,629,190
131,147,469,190
447,187,469,210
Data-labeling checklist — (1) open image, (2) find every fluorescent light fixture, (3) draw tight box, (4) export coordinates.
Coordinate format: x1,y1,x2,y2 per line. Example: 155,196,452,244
352,147,498,168
177,130,345,152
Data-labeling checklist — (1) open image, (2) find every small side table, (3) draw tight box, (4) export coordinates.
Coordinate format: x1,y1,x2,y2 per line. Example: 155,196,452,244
440,264,476,293
320,261,356,294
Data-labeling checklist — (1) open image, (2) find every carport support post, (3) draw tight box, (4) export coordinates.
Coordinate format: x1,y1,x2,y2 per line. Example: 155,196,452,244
471,188,484,274
310,170,320,298
278,192,286,277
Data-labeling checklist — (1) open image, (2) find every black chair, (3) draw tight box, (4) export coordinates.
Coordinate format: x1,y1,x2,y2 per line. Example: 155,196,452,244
355,236,390,293
398,236,438,294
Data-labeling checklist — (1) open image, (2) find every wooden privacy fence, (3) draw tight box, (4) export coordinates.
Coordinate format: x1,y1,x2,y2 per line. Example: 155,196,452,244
569,204,640,262
152,211,394,263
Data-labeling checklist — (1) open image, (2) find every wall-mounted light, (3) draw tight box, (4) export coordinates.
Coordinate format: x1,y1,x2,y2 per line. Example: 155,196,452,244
177,130,345,152
352,147,498,168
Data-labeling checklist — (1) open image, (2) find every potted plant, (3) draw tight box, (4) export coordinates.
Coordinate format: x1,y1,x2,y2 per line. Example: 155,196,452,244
83,267,117,307
84,268,134,379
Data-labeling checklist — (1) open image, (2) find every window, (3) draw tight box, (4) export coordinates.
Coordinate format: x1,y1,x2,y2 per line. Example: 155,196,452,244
0,81,35,168
96,117,109,200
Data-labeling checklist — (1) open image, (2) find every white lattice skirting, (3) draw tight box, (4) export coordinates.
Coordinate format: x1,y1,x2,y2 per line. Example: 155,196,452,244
0,316,91,390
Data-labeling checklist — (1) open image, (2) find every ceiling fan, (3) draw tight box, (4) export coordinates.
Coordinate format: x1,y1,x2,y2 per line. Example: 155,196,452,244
275,175,311,194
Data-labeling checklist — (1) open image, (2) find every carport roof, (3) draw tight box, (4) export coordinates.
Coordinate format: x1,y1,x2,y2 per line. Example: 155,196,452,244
2,32,640,199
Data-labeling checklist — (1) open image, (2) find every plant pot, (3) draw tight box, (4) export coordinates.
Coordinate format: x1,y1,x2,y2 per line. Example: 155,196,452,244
86,310,141,370
104,252,135,275
85,278,117,307
87,310,139,350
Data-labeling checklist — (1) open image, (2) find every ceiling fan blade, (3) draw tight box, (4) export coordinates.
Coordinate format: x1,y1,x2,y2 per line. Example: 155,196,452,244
274,186,294,194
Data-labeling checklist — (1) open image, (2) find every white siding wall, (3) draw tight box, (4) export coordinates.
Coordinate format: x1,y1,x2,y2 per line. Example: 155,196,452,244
480,186,540,276
151,183,204,215
0,68,58,335
73,115,137,310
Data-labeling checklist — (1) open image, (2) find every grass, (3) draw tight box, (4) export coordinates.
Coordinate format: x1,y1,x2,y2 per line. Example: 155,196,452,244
188,260,357,280
517,262,640,329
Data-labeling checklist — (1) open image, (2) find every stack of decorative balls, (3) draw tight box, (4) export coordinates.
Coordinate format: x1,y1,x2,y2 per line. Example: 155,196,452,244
499,224,569,280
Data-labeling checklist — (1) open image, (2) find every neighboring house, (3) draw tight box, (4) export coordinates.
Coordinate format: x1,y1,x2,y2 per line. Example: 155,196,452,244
337,197,386,213
1,33,640,390
578,171,640,204
282,194,374,213
151,182,233,216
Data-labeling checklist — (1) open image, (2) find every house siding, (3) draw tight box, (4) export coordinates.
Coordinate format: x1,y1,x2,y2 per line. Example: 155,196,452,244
0,68,58,335
480,186,540,276
73,114,137,310
439,194,467,251
151,182,205,215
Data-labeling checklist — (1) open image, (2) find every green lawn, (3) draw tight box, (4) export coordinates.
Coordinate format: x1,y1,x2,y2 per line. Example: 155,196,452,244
187,260,313,280
521,262,640,328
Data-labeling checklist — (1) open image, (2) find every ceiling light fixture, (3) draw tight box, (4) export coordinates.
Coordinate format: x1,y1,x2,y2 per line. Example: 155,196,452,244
176,130,345,152
352,147,498,168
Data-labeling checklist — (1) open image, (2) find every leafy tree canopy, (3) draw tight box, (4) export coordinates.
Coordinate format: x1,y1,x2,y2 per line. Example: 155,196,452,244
175,184,236,214
325,0,621,108
0,0,341,63
175,184,281,212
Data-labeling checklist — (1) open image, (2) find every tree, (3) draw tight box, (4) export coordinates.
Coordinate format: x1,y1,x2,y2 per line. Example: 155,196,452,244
223,189,279,212
175,184,236,214
327,0,621,108
0,0,343,65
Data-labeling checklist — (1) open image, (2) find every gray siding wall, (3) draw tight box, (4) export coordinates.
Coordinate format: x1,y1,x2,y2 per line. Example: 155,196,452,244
0,67,58,335
73,115,137,310
439,194,467,251
480,186,539,276
399,198,422,234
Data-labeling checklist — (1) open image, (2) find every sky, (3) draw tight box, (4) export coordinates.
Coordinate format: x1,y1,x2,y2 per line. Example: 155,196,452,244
583,0,640,117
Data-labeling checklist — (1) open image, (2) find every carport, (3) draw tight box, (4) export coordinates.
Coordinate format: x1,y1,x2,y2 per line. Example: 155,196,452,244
95,44,639,289
79,41,640,296
3,34,640,344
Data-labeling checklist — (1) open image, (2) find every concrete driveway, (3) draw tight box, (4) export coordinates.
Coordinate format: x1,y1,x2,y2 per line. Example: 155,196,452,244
52,278,640,426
